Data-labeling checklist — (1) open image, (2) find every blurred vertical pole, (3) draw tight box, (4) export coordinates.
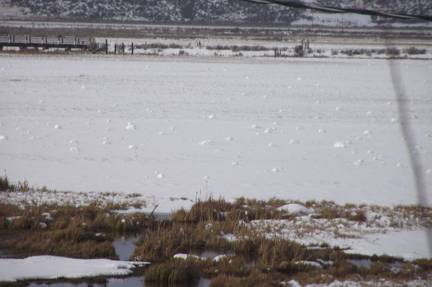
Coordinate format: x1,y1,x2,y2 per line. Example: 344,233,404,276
388,59,431,256
384,0,430,255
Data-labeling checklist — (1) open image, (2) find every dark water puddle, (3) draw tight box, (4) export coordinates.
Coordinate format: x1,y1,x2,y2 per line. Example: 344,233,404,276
349,258,372,268
113,236,137,261
0,248,20,259
349,258,403,273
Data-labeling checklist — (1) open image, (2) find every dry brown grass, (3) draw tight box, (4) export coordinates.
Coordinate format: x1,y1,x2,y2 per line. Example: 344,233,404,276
144,259,200,285
0,176,30,192
1,203,150,233
210,269,278,287
133,222,234,262
0,202,151,258
134,198,432,285
2,193,431,285
0,176,11,191
6,229,116,258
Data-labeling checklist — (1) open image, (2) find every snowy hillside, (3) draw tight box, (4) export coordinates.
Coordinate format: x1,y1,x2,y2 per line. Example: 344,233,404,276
0,0,431,27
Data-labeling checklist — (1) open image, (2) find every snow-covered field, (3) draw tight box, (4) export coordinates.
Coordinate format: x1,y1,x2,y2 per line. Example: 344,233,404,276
0,54,431,211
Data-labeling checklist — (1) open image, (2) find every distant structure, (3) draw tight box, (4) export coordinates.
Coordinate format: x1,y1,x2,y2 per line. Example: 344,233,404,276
0,35,92,51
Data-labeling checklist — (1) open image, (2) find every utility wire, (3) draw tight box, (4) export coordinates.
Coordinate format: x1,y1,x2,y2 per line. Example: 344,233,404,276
240,0,431,256
242,0,432,22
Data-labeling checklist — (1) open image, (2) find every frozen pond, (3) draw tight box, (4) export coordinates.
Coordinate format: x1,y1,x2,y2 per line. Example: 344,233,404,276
0,55,431,209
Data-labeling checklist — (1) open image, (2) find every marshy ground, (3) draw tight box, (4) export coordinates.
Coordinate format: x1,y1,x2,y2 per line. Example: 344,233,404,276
1,177,431,286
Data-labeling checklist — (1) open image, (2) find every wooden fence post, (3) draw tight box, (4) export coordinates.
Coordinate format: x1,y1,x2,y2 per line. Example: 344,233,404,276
105,39,108,54
131,42,134,55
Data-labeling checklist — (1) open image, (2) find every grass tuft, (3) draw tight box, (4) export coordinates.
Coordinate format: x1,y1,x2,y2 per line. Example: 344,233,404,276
144,260,200,285
0,176,11,191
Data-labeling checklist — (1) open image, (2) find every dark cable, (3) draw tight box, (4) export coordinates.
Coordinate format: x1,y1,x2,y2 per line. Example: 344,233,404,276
241,0,432,22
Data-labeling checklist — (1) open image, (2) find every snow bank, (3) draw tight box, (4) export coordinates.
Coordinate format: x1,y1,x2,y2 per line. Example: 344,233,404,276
253,218,432,259
0,256,148,282
344,229,432,260
173,253,200,260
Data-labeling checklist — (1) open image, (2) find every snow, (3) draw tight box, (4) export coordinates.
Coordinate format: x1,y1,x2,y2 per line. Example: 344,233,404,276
173,253,190,260
0,55,431,209
212,255,227,262
295,260,322,268
125,122,135,130
277,203,311,215
222,233,237,242
172,253,229,262
250,217,432,259
343,229,432,259
173,253,200,260
0,256,148,282
286,279,432,286
333,141,346,148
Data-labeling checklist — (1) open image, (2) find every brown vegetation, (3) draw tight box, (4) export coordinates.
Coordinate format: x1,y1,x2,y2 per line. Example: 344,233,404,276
133,198,432,285
0,202,151,259
1,179,431,286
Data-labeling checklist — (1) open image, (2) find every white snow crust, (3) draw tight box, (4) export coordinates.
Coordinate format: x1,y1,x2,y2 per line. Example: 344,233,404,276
0,256,148,282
